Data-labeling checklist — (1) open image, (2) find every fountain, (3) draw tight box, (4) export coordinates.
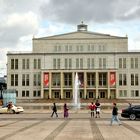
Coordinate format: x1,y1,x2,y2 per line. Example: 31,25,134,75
73,72,80,108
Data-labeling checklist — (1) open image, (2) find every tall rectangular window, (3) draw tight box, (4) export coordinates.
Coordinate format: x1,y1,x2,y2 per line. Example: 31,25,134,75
76,45,80,52
33,90,41,97
26,74,29,86
64,73,72,87
22,59,30,69
131,58,134,69
34,59,41,69
65,59,72,69
57,59,60,69
76,58,83,69
91,58,94,69
69,59,72,69
52,73,60,87
65,59,68,69
38,73,41,86
69,45,72,52
22,74,29,86
119,58,126,69
58,45,61,51
53,58,61,69
91,45,94,51
38,59,41,69
76,58,79,69
99,58,106,69
11,74,18,86
131,74,139,86
15,59,18,69
22,59,26,69
119,74,122,85
99,58,102,68
11,74,14,86
131,58,138,69
26,91,29,97
15,74,18,86
131,90,139,97
119,90,127,97
27,59,30,69
22,91,25,97
135,58,138,68
123,74,127,85
11,59,14,69
22,90,29,97
65,45,68,52
135,74,139,85
33,74,37,86
99,73,107,86
119,74,127,86
80,58,83,69
103,58,106,68
34,59,37,69
53,59,56,69
54,91,60,98
87,73,95,86
80,45,83,51
22,74,26,86
33,73,41,86
88,45,91,51
131,74,134,86
87,58,94,69
119,58,122,68
11,59,18,69
99,45,102,51
87,58,90,69
65,91,71,98
123,58,126,68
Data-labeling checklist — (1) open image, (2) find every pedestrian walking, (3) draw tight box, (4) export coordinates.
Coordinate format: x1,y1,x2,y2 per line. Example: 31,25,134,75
64,103,69,118
7,102,13,113
128,102,132,108
95,100,101,118
110,103,122,125
51,103,58,118
89,102,96,118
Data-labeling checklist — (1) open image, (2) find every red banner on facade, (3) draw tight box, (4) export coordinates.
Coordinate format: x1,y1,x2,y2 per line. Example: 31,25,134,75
110,72,116,86
44,73,49,87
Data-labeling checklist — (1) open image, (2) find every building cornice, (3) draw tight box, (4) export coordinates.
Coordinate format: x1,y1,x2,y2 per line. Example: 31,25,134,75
7,52,140,55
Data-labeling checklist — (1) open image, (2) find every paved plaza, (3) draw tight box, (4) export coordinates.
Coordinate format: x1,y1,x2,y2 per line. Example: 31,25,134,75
0,110,140,140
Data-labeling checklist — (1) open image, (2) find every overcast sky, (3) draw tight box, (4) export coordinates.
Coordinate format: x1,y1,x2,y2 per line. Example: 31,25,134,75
0,0,140,76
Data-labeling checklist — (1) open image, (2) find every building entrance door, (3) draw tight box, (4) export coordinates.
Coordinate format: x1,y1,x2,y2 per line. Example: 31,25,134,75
100,91,106,98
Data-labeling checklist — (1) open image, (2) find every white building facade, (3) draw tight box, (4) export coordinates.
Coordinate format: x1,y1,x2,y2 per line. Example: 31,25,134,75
7,23,140,100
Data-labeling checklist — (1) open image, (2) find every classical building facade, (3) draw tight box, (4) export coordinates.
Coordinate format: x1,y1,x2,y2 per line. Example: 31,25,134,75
7,23,140,100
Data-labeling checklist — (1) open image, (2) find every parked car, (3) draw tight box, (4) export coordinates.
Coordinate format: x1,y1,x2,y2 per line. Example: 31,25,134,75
121,105,140,120
0,105,24,114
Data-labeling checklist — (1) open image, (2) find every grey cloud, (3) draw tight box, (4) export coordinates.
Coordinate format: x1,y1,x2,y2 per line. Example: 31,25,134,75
0,0,40,48
40,0,140,24
0,0,41,15
0,24,36,47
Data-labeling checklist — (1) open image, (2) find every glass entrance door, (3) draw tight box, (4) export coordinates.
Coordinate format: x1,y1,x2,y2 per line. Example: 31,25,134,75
100,91,106,98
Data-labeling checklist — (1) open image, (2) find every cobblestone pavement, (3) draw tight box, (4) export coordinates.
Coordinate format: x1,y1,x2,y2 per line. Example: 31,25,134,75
0,112,140,140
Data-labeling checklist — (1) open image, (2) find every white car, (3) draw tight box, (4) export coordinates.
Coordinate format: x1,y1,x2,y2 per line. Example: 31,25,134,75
0,105,24,114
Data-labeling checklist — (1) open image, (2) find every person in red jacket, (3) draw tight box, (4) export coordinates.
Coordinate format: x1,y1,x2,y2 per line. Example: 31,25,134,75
89,102,96,118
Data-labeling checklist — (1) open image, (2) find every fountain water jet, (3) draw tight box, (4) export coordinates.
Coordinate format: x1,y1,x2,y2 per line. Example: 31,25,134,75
73,72,80,108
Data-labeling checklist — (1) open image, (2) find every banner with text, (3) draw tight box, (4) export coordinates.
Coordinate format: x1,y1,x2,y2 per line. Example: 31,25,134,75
44,73,49,87
110,72,116,87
